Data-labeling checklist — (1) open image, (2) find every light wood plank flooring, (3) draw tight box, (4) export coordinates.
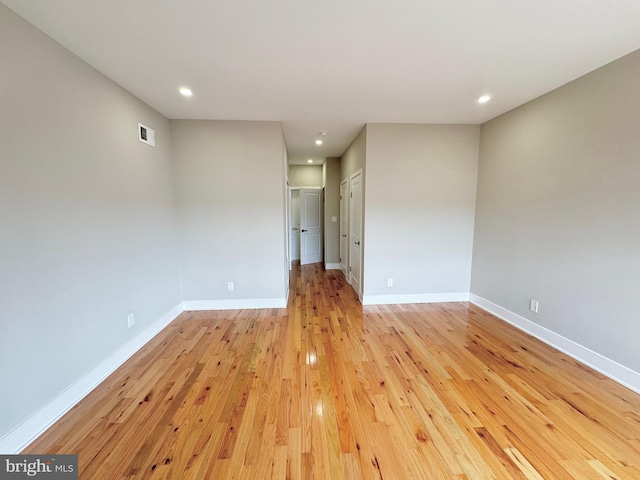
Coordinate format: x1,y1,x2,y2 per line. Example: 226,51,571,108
25,263,640,479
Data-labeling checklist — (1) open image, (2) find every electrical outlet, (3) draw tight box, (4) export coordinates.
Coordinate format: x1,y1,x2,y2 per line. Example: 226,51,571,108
127,313,135,328
387,278,394,287
529,299,539,313
227,281,234,291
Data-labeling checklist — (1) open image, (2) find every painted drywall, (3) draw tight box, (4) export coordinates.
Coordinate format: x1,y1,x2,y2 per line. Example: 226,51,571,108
282,134,290,296
340,127,367,293
171,120,287,306
341,126,367,181
323,157,341,267
364,124,479,301
0,4,181,440
472,49,640,372
288,165,323,187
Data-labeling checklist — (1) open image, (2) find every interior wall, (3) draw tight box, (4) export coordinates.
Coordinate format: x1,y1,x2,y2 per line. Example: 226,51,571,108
0,4,181,440
472,49,640,372
364,124,479,302
289,190,301,261
288,165,323,187
282,132,290,295
340,126,367,291
171,120,287,306
4,0,639,448
341,126,367,181
323,157,341,267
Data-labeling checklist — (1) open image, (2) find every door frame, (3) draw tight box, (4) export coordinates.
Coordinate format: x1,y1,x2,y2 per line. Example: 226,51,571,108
292,187,326,265
348,169,363,299
340,178,349,278
289,188,301,263
287,185,294,270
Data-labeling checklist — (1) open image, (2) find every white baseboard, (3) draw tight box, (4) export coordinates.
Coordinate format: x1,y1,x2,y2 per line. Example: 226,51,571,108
362,292,470,306
469,294,640,395
0,304,183,454
183,297,287,311
325,263,341,270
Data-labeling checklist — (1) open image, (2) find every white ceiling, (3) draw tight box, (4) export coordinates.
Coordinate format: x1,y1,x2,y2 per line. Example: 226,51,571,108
4,1,640,165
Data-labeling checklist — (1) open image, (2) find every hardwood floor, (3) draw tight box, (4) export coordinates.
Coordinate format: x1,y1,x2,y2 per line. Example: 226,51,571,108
25,263,640,479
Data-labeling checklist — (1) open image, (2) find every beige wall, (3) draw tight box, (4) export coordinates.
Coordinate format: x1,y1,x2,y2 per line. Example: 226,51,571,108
341,126,367,181
171,120,287,304
4,0,639,448
472,49,640,372
288,165,323,187
0,4,181,440
364,124,479,301
282,134,290,297
340,127,367,291
323,157,341,267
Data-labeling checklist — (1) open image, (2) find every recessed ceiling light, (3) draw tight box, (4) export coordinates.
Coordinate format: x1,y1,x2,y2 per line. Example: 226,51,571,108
319,131,328,136
315,139,323,145
478,95,491,104
179,87,193,97
307,159,313,164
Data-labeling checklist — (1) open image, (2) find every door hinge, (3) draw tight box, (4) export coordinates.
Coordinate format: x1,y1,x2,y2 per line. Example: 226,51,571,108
350,192,353,198
349,266,352,272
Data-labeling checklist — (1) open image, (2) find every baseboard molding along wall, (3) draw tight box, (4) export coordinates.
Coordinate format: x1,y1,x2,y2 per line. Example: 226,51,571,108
325,263,341,270
0,304,184,454
362,292,470,306
469,294,640,395
183,298,287,311
0,296,287,453
4,293,638,453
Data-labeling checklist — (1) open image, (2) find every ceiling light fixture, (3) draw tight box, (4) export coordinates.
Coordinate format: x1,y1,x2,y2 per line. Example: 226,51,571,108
478,95,491,104
179,87,193,97
315,139,323,145
319,131,328,136
307,159,313,164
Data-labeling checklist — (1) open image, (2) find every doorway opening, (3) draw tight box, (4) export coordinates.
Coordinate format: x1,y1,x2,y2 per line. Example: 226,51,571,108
289,187,324,266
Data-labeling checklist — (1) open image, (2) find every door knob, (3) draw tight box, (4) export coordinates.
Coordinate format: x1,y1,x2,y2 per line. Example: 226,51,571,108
301,229,308,232
355,241,360,245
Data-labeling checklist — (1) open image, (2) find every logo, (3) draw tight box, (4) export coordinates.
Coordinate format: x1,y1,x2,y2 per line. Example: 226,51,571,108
0,455,77,479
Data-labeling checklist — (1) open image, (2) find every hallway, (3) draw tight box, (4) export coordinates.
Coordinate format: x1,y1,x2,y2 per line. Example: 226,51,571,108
25,264,640,479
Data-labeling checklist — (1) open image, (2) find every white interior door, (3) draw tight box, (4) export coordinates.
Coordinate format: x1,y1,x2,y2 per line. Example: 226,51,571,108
349,171,362,295
340,179,348,276
290,189,300,260
300,188,323,265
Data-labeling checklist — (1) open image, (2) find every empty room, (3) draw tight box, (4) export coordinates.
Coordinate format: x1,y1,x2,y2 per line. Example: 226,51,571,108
1,1,640,479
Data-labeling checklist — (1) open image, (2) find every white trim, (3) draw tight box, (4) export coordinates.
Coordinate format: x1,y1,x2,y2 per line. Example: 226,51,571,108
340,178,349,277
0,294,290,453
0,304,183,454
325,263,341,270
362,292,470,306
348,169,363,295
469,294,640,395
288,186,322,191
183,298,287,311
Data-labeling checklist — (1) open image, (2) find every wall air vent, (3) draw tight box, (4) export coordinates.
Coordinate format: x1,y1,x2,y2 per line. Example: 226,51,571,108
138,122,155,147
